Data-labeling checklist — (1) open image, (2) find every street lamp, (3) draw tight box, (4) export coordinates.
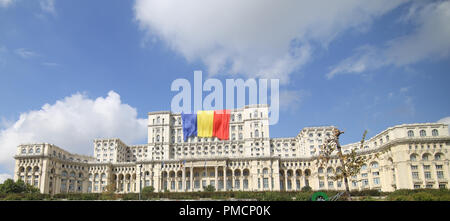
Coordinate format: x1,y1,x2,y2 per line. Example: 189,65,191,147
139,164,142,200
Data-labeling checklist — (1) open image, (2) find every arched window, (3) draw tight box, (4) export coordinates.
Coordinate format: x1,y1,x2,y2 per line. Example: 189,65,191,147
62,171,68,177
318,167,324,173
36,148,41,153
29,148,33,154
432,129,439,136
361,164,367,170
327,167,333,174
371,162,379,169
435,153,443,161
156,135,160,142
407,130,414,137
422,153,430,161
21,148,26,154
157,117,160,124
255,129,259,138
231,114,235,122
420,130,426,137
238,114,242,121
410,154,417,161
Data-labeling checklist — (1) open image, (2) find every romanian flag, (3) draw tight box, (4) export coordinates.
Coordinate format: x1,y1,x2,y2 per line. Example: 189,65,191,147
182,110,230,141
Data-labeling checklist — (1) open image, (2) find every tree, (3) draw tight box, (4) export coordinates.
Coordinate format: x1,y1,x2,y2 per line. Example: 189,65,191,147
0,179,39,194
317,128,389,200
203,185,215,192
104,181,116,194
300,186,312,192
142,186,155,194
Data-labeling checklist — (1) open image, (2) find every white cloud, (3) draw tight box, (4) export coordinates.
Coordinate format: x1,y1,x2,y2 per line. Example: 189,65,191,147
0,173,12,184
0,0,14,8
14,48,39,59
134,0,407,83
42,62,60,67
40,0,56,15
328,1,450,78
437,116,450,134
279,90,310,112
0,91,147,174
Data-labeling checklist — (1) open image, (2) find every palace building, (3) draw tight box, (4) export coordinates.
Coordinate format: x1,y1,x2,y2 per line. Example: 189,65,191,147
13,104,450,194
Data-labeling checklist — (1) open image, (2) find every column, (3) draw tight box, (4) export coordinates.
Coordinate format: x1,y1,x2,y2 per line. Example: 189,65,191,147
190,167,194,192
294,173,297,191
214,167,218,191
182,167,186,192
284,170,288,191
223,167,226,191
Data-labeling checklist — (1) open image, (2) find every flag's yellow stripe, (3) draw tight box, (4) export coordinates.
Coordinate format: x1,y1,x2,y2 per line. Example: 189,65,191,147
197,110,214,137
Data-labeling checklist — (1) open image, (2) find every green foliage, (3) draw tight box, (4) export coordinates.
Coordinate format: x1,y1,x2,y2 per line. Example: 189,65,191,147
142,186,155,194
0,188,448,201
261,191,293,201
387,189,450,201
203,185,215,192
0,179,39,194
122,193,139,200
300,186,312,192
294,192,312,201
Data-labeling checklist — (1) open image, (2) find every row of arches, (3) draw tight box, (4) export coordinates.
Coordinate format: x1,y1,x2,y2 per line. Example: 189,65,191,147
410,153,444,161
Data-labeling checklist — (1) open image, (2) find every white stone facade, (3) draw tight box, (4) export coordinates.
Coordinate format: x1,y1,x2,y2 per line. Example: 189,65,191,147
13,105,450,194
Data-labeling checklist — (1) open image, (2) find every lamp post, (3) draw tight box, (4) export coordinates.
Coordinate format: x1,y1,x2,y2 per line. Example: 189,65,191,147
139,164,142,200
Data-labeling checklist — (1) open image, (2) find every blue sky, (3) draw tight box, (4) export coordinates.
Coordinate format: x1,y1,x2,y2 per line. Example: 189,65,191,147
0,0,449,179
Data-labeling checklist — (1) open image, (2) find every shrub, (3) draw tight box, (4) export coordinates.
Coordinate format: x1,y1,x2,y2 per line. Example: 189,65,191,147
142,186,155,194
261,192,292,201
123,193,139,200
294,192,312,201
203,185,215,192
412,192,435,201
300,186,312,192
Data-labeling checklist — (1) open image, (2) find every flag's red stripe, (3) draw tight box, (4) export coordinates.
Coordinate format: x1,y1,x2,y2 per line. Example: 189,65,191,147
213,110,230,140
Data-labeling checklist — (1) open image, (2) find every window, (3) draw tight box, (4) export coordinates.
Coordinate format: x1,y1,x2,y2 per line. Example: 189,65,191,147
422,154,430,161
412,172,419,179
361,164,367,170
319,181,324,188
437,171,444,179
371,162,379,169
420,130,426,137
435,153,443,161
328,181,334,188
407,130,414,137
425,172,432,180
432,129,439,136
410,154,417,161
373,177,380,185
